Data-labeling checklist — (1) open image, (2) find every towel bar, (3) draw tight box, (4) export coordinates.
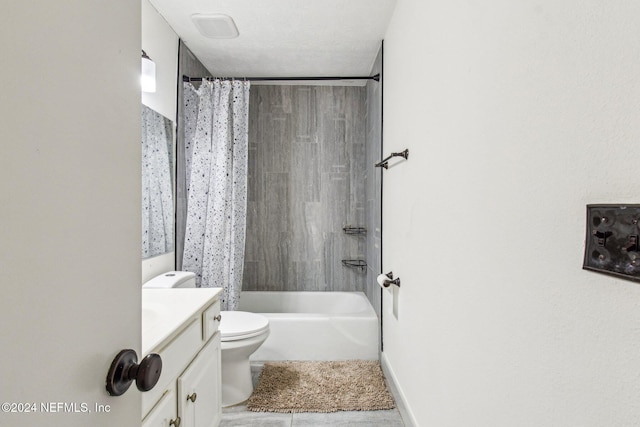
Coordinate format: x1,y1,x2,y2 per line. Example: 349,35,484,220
375,149,409,169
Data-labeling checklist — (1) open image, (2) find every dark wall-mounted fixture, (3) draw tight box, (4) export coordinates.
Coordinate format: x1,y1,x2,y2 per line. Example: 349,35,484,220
343,226,367,235
183,74,380,83
375,149,408,169
381,271,401,287
342,259,367,271
583,204,640,283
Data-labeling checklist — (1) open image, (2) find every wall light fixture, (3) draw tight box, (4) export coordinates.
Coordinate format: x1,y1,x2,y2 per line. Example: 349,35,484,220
141,50,156,93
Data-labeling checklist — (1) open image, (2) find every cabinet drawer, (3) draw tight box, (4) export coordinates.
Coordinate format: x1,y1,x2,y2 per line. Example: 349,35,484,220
142,317,202,417
202,300,221,342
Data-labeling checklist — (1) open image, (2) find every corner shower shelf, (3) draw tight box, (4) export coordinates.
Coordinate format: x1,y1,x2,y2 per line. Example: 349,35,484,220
342,226,367,235
341,260,367,271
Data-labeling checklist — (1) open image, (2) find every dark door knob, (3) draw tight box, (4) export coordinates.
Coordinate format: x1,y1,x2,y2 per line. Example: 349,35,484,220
106,349,162,396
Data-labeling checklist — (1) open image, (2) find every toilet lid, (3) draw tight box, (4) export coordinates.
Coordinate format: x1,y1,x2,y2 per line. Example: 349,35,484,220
219,311,269,341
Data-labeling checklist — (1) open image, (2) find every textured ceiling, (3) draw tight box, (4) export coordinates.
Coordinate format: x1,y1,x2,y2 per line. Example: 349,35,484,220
149,0,397,78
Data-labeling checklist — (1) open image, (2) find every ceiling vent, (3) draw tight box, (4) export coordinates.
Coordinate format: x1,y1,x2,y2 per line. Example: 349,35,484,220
191,14,239,39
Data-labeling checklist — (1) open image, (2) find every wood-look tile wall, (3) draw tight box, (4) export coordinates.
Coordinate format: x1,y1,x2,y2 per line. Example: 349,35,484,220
243,85,367,292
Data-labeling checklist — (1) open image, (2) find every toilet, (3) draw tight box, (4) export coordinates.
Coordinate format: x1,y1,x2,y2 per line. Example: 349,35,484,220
218,310,269,406
142,271,270,407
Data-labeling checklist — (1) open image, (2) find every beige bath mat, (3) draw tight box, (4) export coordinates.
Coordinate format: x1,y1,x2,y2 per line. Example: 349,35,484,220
247,360,395,413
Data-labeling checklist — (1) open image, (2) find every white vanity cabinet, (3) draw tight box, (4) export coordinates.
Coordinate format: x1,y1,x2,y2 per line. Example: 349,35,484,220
178,333,221,427
142,289,222,427
141,388,178,427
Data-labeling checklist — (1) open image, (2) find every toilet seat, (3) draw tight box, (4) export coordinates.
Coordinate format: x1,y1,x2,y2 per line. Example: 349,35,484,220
219,311,269,342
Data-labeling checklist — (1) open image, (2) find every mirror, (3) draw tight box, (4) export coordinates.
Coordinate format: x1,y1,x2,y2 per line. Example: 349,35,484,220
141,104,175,259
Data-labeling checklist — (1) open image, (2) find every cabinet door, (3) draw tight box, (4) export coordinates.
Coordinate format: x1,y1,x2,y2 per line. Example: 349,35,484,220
178,333,222,427
142,388,180,427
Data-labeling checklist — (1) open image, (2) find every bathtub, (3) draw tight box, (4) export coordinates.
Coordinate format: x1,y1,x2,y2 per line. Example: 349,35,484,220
238,291,379,361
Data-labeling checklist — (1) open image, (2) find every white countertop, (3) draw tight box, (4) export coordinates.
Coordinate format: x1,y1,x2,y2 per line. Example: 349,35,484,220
142,288,222,355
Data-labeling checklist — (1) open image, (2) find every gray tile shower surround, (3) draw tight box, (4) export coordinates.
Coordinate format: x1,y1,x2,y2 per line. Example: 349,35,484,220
243,85,368,293
220,364,405,427
177,51,384,314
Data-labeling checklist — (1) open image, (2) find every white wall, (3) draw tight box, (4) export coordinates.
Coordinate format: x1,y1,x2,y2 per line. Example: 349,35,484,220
141,0,179,283
381,1,640,425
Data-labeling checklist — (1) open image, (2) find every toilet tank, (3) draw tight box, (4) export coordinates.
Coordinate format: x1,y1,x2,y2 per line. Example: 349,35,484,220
142,271,196,288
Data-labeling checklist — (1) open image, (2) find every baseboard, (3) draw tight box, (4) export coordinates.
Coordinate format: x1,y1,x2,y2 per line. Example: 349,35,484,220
380,352,418,427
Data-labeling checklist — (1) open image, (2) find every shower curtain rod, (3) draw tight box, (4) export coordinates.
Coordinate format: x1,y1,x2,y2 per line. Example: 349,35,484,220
182,73,380,83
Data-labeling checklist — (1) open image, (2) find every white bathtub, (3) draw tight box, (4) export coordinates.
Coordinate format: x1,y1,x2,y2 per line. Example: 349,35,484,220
238,291,379,361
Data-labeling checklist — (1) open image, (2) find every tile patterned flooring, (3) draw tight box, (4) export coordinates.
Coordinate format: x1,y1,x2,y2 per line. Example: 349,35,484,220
220,364,405,427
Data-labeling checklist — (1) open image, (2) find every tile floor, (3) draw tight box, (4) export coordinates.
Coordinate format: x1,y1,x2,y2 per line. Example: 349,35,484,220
220,364,405,427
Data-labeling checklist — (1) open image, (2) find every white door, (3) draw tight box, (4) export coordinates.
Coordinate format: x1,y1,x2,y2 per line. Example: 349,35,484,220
0,2,142,426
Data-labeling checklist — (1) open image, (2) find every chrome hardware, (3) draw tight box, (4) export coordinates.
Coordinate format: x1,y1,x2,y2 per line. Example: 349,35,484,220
169,417,181,427
187,392,198,402
214,314,222,322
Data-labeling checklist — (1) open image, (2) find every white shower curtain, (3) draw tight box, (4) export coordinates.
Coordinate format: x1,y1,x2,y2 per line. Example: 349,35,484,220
182,79,250,310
